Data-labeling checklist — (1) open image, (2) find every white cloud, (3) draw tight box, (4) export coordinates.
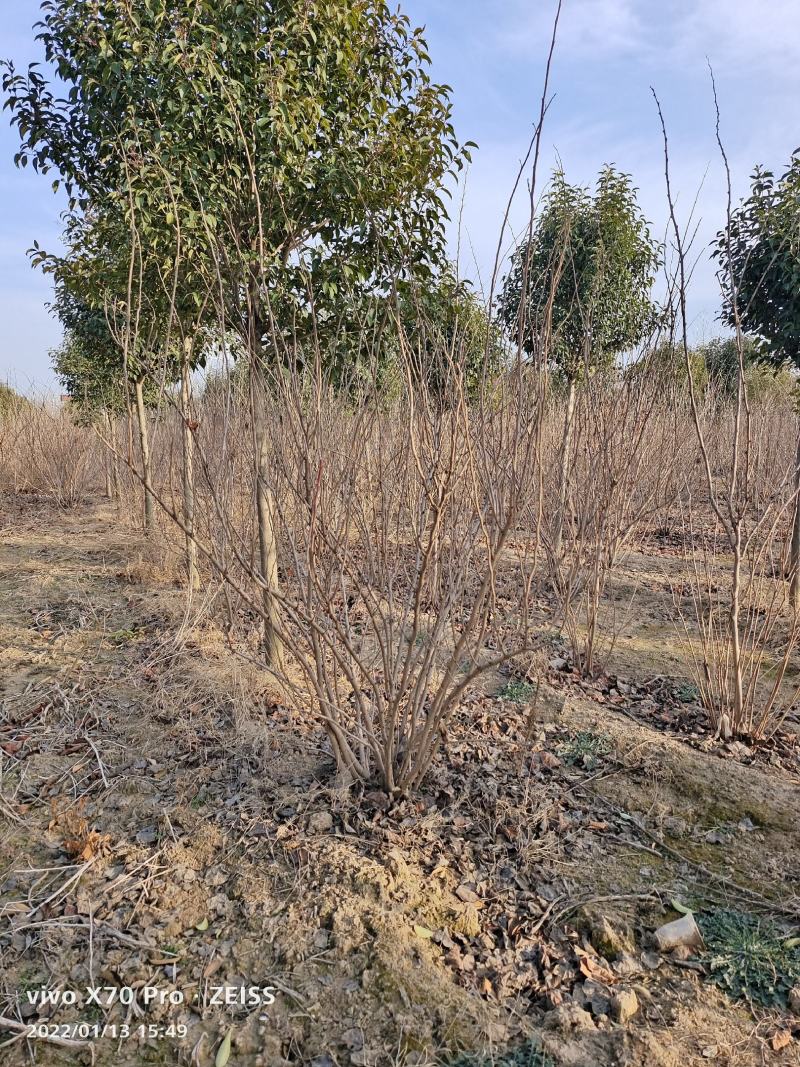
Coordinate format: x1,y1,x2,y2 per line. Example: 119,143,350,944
682,0,800,74
497,0,647,58
497,0,800,77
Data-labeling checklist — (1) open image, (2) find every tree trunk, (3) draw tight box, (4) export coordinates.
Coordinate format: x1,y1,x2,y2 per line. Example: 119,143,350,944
180,340,200,592
103,449,113,499
134,378,154,533
103,409,121,504
553,375,576,559
790,421,800,611
249,351,284,669
729,527,745,734
126,410,134,471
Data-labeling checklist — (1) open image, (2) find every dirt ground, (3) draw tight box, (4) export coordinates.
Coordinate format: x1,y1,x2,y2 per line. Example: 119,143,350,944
1,495,800,1067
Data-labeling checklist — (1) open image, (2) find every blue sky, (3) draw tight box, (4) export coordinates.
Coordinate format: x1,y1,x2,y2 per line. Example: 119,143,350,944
2,0,799,392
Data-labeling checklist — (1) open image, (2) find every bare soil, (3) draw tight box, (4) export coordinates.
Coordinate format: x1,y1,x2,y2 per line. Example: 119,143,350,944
1,497,799,1066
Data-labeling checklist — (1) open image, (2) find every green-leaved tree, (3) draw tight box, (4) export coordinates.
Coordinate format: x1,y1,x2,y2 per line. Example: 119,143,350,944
397,265,503,401
499,165,661,555
714,155,800,605
5,0,470,661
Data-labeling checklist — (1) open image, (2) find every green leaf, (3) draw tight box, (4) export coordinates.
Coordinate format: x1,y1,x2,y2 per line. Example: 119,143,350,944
215,1030,233,1067
671,899,692,916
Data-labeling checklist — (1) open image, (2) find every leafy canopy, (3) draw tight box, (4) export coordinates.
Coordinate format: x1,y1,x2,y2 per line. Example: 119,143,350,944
498,166,661,378
396,265,503,399
714,154,800,366
697,335,761,394
4,0,471,359
50,284,164,420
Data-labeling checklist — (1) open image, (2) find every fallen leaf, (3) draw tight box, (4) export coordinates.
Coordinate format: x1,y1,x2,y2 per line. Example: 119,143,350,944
670,899,692,916
456,884,481,904
64,829,111,861
215,1029,233,1067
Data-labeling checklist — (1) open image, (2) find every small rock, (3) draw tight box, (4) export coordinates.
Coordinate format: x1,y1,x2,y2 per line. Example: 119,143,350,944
611,989,639,1024
136,827,158,845
725,740,751,758
662,816,689,838
308,811,333,834
612,953,641,977
704,828,728,845
350,1052,376,1067
549,657,568,671
544,1002,596,1033
205,867,228,887
312,929,330,950
433,929,455,949
789,986,800,1014
641,951,662,970
363,790,391,812
585,912,634,962
208,893,233,915
586,983,611,1017
737,817,755,833
341,1027,364,1051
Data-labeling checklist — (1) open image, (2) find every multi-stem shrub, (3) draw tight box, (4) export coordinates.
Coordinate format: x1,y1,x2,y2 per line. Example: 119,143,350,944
189,350,542,793
674,410,800,740
541,362,684,675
